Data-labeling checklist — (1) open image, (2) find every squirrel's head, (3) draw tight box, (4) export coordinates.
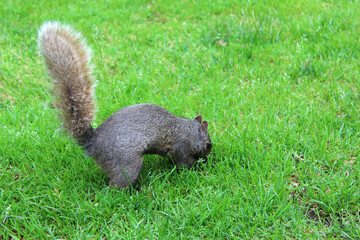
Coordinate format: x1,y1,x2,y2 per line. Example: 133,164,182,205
171,115,212,170
177,115,211,169
194,115,212,162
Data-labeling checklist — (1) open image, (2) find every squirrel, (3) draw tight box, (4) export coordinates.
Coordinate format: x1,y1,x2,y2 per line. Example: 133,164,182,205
37,22,212,190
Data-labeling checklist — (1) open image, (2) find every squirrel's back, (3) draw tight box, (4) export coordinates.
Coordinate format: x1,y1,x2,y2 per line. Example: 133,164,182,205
91,103,185,153
38,22,96,144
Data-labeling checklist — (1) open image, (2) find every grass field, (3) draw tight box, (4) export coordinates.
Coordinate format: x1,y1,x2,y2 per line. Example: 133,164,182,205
1,0,360,238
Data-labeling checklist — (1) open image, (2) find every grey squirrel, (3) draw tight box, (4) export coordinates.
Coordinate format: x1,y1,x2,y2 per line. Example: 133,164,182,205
38,22,212,189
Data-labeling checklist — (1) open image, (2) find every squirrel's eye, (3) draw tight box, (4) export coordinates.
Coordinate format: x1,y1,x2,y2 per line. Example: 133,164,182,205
206,143,212,150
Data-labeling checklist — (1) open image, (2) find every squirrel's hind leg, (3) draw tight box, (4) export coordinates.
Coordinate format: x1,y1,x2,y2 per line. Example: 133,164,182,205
106,155,143,190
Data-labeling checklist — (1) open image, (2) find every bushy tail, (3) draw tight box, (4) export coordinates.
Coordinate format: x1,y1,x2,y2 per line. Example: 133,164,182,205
38,22,96,144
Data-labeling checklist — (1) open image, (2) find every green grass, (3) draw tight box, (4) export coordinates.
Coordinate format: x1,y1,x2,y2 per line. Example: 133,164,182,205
1,0,360,238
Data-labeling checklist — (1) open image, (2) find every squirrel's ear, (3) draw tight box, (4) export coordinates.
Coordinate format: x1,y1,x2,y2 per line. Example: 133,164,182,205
195,115,202,123
200,121,208,132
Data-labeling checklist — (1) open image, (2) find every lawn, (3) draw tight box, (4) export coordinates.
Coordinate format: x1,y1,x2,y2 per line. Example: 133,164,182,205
1,0,360,238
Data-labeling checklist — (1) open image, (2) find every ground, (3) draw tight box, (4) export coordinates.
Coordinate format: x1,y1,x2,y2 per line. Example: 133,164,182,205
1,0,359,238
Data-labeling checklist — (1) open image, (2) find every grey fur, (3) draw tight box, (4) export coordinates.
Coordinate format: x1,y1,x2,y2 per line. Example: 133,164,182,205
38,22,212,189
